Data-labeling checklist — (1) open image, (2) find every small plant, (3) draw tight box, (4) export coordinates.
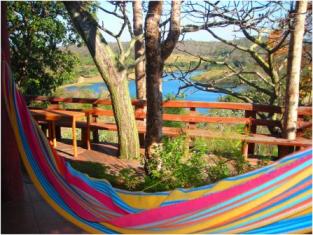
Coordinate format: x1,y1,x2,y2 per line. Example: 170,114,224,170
233,155,250,175
207,159,230,182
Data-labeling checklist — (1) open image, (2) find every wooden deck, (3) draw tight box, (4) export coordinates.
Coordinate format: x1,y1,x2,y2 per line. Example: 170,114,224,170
55,139,276,169
55,140,144,174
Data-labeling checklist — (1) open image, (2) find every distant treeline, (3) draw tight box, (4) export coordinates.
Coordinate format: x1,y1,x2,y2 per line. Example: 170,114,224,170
68,39,253,77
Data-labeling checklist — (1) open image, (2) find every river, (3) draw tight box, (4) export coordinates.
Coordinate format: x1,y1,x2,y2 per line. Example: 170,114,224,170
65,71,224,102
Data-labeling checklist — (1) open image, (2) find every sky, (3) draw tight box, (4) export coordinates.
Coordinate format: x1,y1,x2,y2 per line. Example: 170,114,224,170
96,1,246,43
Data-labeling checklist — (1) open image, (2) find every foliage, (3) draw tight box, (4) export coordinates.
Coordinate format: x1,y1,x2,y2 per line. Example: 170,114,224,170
143,135,209,191
70,134,260,192
207,159,230,182
7,1,79,95
195,137,242,159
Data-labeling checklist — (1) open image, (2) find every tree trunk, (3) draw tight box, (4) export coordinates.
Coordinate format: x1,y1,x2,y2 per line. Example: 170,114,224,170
283,0,308,140
144,1,181,161
109,74,141,159
64,1,140,160
144,1,164,159
133,0,146,100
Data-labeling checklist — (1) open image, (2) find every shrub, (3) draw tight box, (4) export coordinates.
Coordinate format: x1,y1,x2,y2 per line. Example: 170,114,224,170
143,135,209,191
70,136,258,192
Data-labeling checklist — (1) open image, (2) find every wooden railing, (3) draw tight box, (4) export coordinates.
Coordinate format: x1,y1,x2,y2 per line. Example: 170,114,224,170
25,95,312,158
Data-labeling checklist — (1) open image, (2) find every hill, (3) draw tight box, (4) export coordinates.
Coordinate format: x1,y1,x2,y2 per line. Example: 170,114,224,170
63,40,252,85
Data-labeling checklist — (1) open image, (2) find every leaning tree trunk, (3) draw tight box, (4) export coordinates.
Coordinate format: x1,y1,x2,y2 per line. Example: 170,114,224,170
64,1,140,160
133,0,146,100
144,1,181,161
283,0,308,140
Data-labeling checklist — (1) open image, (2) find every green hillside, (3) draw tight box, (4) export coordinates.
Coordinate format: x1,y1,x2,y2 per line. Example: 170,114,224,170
64,40,251,86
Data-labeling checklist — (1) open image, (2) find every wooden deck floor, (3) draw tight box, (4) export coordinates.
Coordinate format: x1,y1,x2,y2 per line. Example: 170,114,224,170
55,140,144,174
55,139,273,173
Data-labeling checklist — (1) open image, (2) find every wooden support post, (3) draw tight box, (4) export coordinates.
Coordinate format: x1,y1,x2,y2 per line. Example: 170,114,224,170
51,120,57,147
135,102,146,147
188,107,197,129
92,103,99,143
241,141,249,161
86,114,91,150
72,117,77,157
244,110,257,157
55,126,61,140
48,121,53,146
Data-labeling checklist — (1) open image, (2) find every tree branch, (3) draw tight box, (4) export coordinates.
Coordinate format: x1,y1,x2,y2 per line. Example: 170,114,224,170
161,0,181,61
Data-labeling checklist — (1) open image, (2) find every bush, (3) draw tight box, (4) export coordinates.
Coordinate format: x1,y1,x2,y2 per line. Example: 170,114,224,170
143,135,209,191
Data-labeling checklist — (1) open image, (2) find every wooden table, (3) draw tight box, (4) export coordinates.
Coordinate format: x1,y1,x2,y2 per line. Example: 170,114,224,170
30,109,85,157
30,109,61,147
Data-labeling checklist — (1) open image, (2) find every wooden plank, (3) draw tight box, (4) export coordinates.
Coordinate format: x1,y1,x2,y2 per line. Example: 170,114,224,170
162,100,282,113
25,95,311,117
86,108,283,127
87,120,311,148
298,106,312,116
297,120,312,129
244,134,312,147
163,114,251,124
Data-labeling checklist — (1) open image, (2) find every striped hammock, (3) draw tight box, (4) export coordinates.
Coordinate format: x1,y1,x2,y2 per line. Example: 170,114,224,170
2,40,312,234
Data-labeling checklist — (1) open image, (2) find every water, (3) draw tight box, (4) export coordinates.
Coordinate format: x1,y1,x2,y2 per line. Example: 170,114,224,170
66,71,224,103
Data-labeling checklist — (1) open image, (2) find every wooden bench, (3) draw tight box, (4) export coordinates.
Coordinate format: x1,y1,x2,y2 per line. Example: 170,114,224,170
84,102,311,159
25,96,312,159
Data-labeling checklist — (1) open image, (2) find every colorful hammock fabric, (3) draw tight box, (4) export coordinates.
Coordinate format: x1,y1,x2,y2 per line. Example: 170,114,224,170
3,60,313,234
2,19,312,235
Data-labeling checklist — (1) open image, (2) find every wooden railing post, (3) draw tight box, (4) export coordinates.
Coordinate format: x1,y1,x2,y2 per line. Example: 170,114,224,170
244,110,257,157
92,103,99,143
50,100,62,139
135,100,146,147
188,107,197,129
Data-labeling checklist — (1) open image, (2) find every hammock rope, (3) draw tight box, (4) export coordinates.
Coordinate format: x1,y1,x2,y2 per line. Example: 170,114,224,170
2,31,312,235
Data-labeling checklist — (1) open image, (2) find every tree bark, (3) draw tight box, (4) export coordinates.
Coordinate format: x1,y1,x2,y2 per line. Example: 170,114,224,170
132,0,146,100
144,1,163,159
283,0,308,140
64,1,140,160
144,1,181,160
